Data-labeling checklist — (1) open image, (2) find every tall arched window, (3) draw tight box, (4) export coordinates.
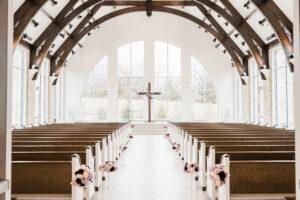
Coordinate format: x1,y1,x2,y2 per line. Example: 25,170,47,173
191,56,217,121
12,45,27,127
35,59,49,124
80,57,108,121
117,41,144,121
234,69,244,122
154,41,181,120
272,47,294,128
249,58,262,124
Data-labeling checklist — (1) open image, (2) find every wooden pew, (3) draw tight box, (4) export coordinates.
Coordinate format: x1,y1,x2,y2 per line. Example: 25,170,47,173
167,122,295,197
11,122,130,195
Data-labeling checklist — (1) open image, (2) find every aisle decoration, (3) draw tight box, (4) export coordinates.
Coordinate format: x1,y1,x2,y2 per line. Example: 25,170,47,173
100,161,118,173
172,143,180,152
71,165,93,188
209,164,229,186
119,144,127,152
164,133,171,140
184,163,199,174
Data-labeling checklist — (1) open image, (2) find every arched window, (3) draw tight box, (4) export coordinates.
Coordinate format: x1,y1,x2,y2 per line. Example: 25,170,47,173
191,56,217,121
154,41,181,120
234,70,244,122
272,47,294,128
35,59,49,124
55,69,65,122
117,41,144,121
249,58,262,124
80,56,108,121
12,45,27,127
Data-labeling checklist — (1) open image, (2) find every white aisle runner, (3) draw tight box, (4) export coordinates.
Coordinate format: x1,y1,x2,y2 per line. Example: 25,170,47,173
93,135,208,200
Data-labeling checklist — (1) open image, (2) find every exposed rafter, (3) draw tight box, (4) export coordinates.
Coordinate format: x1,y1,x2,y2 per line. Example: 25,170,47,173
13,0,48,48
251,0,294,71
193,0,268,80
196,3,246,75
13,0,294,83
51,6,248,78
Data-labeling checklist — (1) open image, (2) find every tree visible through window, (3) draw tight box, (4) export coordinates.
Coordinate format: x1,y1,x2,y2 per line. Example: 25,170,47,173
80,56,108,121
117,41,144,121
191,56,217,121
154,41,181,120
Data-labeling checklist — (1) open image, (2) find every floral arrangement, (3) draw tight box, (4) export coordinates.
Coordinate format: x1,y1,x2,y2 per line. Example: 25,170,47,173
71,165,93,188
184,163,199,174
164,133,171,140
100,161,117,173
119,144,127,152
209,164,229,186
172,143,180,152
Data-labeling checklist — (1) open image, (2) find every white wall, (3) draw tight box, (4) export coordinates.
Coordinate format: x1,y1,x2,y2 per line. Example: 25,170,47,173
64,12,235,122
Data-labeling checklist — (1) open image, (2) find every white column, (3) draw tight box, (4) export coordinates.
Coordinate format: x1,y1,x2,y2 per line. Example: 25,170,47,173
294,0,300,198
0,1,13,199
181,50,192,121
107,50,118,121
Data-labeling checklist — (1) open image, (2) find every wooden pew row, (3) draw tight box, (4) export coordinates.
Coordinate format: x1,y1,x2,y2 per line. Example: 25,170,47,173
12,123,132,196
167,122,295,199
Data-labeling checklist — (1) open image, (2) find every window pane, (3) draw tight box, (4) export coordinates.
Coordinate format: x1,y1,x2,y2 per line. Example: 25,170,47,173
80,56,108,121
191,56,217,121
131,41,144,77
155,41,168,77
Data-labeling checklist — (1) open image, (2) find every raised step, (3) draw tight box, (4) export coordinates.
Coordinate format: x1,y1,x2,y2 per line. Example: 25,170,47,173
132,122,167,135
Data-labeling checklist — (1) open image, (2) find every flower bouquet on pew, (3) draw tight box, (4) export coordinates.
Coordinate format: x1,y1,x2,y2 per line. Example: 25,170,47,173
100,161,118,173
100,161,117,189
71,165,93,188
172,143,180,152
119,144,127,152
164,133,171,140
184,163,199,174
209,164,229,187
184,163,199,189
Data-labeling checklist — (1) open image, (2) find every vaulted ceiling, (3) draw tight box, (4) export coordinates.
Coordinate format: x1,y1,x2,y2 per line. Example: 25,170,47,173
13,0,294,84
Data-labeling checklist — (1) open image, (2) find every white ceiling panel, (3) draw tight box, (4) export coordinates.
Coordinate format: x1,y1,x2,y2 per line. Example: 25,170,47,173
14,0,25,13
43,0,70,19
23,11,52,43
230,0,256,18
247,10,275,44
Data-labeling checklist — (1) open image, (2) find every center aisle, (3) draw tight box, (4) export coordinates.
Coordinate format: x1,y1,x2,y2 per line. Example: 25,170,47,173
93,135,208,200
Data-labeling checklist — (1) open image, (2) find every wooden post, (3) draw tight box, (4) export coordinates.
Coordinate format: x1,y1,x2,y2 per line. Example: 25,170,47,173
0,0,13,199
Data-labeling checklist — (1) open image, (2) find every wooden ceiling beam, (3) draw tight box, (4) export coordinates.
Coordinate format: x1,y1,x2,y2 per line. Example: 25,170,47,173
194,0,268,80
50,4,102,76
196,4,245,59
251,0,294,72
13,0,48,48
51,6,247,80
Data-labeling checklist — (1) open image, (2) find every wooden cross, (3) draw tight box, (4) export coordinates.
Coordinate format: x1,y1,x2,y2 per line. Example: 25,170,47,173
138,82,161,122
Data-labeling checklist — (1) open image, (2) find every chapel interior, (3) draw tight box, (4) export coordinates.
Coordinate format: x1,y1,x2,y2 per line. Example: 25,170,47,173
1,0,300,200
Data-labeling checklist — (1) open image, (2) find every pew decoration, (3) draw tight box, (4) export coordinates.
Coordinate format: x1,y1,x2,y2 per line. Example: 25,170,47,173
184,163,199,174
71,165,93,188
209,164,229,187
164,133,171,140
100,161,118,173
119,144,127,152
172,143,180,152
